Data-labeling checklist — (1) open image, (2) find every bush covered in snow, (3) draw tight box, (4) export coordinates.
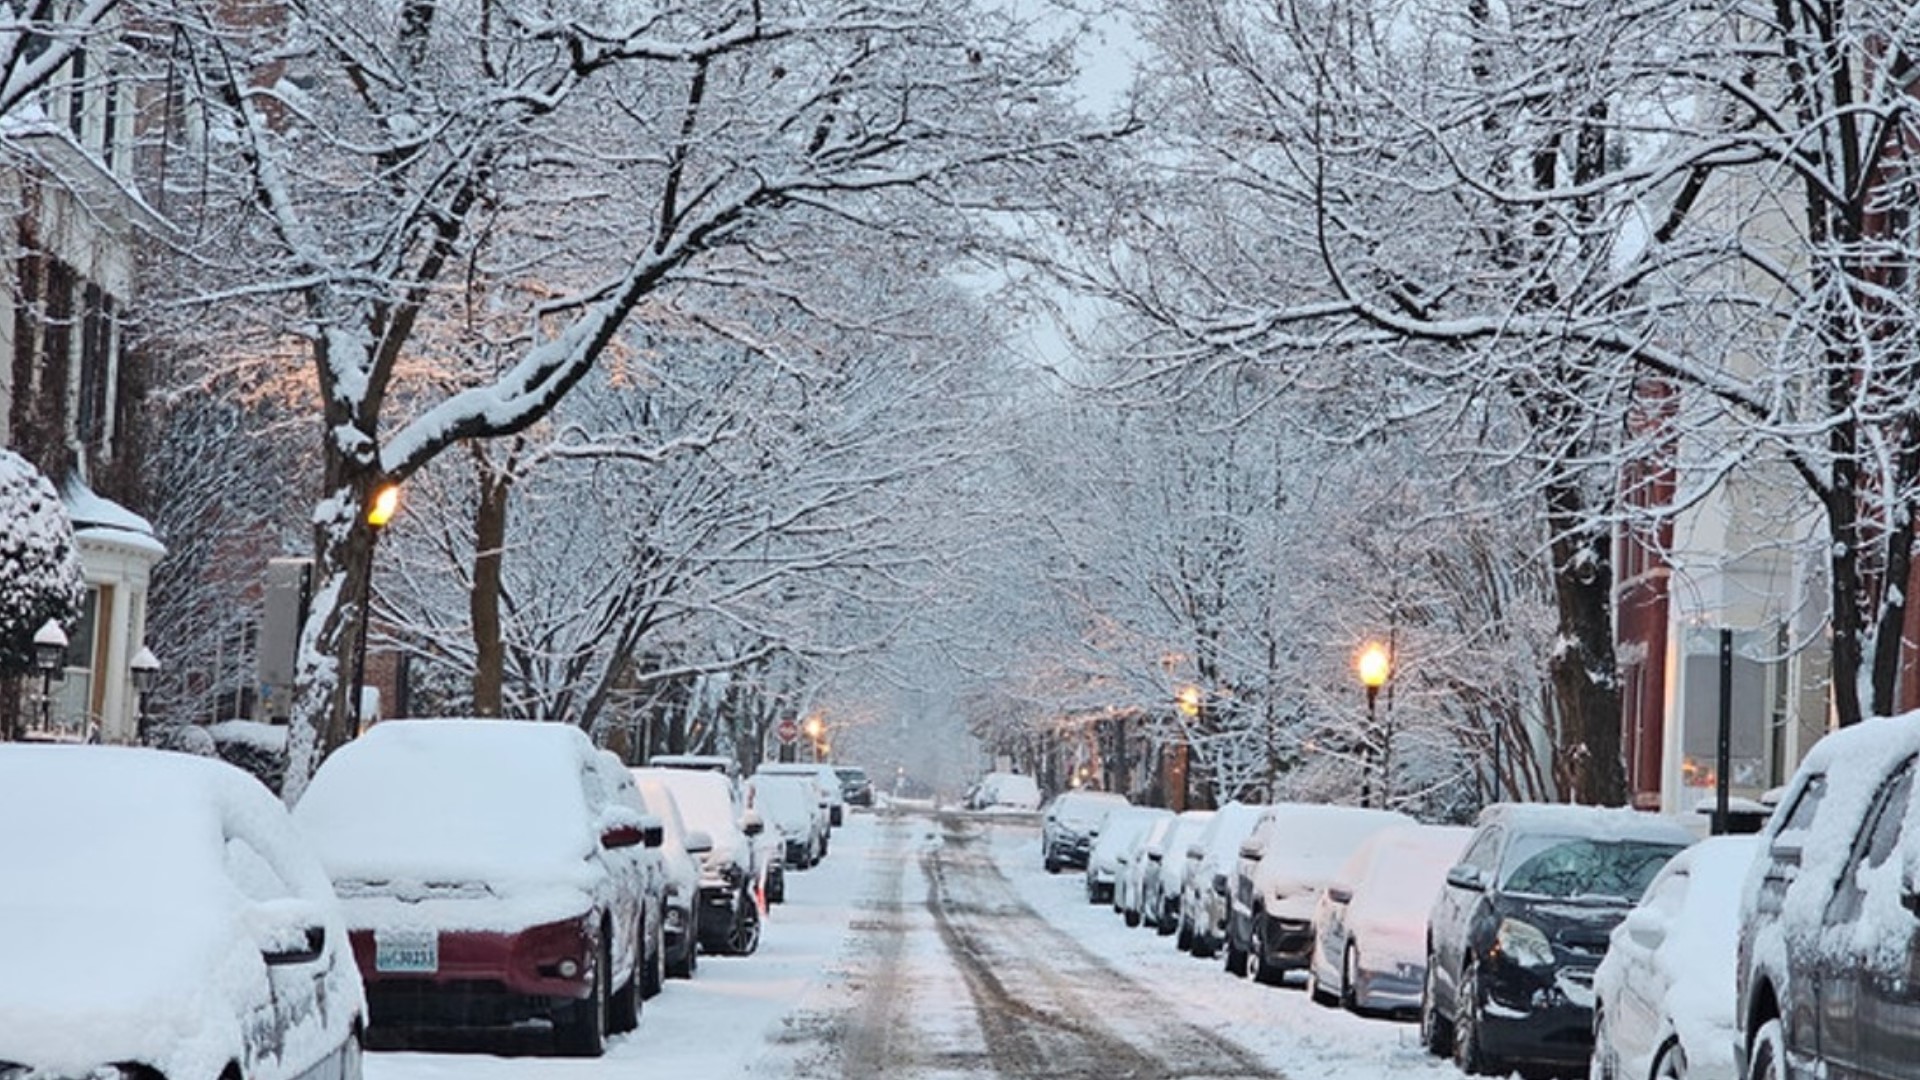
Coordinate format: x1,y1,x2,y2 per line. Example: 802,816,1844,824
0,452,83,677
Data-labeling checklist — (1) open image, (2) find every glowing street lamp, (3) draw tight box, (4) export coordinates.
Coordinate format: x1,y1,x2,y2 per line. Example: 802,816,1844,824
1355,642,1391,808
1176,685,1202,718
352,481,402,734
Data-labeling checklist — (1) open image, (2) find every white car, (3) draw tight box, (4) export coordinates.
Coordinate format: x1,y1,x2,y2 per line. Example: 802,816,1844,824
750,773,830,870
1088,806,1173,905
1593,835,1757,1080
636,765,768,956
971,771,1043,811
1308,823,1472,1014
1228,803,1414,983
755,761,847,827
1141,809,1216,934
1178,801,1267,957
0,745,365,1080
631,769,709,978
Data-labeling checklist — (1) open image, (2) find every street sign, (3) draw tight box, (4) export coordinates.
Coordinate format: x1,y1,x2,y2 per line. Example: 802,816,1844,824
776,718,800,744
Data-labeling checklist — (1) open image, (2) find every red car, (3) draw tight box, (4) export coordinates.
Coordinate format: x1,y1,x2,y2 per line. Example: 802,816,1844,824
294,719,663,1056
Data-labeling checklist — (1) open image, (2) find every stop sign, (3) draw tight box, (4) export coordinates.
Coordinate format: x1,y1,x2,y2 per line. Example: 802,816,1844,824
776,718,800,744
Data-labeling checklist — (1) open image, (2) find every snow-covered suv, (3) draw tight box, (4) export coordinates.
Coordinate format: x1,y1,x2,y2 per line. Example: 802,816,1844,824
1737,714,1920,1080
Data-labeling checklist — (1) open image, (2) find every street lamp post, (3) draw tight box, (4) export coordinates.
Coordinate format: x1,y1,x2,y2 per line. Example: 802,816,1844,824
351,482,401,735
130,645,159,743
32,619,67,739
1356,642,1391,809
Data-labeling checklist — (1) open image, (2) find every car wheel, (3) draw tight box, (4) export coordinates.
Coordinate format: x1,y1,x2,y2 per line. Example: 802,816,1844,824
1156,900,1177,938
1341,941,1361,1013
640,915,666,1000
556,940,610,1057
1176,912,1194,950
1419,954,1453,1057
1251,914,1285,987
768,868,786,904
608,945,640,1035
667,908,698,979
341,1026,364,1080
1453,964,1499,1076
1748,1019,1786,1080
728,893,762,956
1224,928,1250,977
1652,1039,1687,1080
1124,902,1142,928
1046,853,1062,873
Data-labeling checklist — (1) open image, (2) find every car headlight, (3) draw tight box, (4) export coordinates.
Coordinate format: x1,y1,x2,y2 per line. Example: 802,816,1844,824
1493,917,1555,969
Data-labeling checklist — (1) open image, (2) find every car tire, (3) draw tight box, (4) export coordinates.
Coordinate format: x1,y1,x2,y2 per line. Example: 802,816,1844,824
1341,942,1362,1013
1156,900,1177,937
341,1026,364,1080
1224,930,1250,977
1652,1039,1687,1080
667,907,698,979
728,894,762,956
608,945,640,1035
1046,853,1062,873
768,868,786,904
556,940,610,1057
1420,954,1454,1057
1176,913,1194,951
1124,903,1142,928
1251,914,1285,987
1453,964,1498,1076
640,916,666,1000
1748,1019,1786,1080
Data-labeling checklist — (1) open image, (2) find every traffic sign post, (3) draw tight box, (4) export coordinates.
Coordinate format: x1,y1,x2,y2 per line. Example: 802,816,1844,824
776,718,800,744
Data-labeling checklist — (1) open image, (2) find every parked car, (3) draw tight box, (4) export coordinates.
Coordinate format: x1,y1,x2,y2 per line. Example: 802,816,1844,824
634,765,768,957
1307,823,1472,1015
294,720,663,1056
648,752,741,785
756,761,846,829
1088,805,1173,904
1594,834,1756,1080
1142,809,1216,935
750,773,830,870
0,745,366,1080
1178,801,1267,957
1226,803,1415,984
1040,789,1129,871
968,771,1044,811
1118,811,1190,927
586,751,670,999
1420,803,1693,1077
1736,714,1920,1080
631,769,709,978
835,765,875,807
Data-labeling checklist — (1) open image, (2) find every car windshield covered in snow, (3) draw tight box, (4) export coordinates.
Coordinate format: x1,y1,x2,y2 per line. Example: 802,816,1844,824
1498,834,1682,902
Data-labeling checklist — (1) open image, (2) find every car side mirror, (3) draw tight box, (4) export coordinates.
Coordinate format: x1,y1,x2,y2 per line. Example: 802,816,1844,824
641,814,665,849
1147,849,1164,863
1623,907,1666,948
602,824,644,850
1239,839,1263,860
683,829,714,855
1326,884,1353,904
1446,864,1486,891
742,811,765,837
249,898,327,966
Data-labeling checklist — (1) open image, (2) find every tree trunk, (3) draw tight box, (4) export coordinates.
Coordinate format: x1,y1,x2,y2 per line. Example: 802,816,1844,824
1545,483,1628,804
471,449,510,717
283,468,383,803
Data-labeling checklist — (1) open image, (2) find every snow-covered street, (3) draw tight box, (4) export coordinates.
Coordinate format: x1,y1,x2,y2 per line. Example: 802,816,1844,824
369,809,1470,1079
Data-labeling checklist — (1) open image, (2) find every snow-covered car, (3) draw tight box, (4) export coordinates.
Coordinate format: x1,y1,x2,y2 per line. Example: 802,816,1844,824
648,753,741,785
1593,834,1756,1080
631,769,709,978
756,762,847,827
587,750,670,998
635,765,767,956
969,771,1044,812
1117,812,1179,926
0,745,366,1080
1421,803,1692,1077
1141,809,1216,934
1736,714,1920,1080
1307,823,1472,1014
1226,803,1415,984
835,765,875,807
750,773,830,870
1178,801,1267,957
295,720,663,1056
1040,789,1128,871
1088,805,1173,905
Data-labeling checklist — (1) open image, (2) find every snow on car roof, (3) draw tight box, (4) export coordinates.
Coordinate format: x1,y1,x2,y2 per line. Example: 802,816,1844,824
292,719,599,890
1478,801,1696,843
0,746,352,1080
750,774,820,828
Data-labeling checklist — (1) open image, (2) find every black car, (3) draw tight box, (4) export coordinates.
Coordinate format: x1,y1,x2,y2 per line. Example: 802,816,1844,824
835,765,875,807
1420,803,1691,1076
1738,717,1920,1080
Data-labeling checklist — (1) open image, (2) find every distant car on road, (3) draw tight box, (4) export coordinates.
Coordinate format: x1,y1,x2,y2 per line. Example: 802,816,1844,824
295,720,663,1056
967,771,1044,812
0,745,366,1080
835,765,875,807
756,761,847,827
1420,803,1691,1077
